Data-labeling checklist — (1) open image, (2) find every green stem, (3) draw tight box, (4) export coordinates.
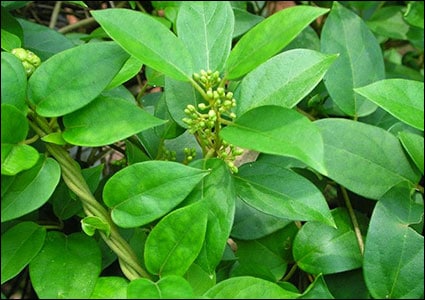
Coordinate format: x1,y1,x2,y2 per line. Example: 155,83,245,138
341,186,364,255
190,78,209,101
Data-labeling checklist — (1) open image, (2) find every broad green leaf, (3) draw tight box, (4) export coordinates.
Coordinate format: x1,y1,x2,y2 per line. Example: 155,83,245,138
189,159,236,275
62,95,166,147
398,131,424,174
50,179,82,221
203,276,301,299
91,8,193,81
103,161,208,228
404,1,424,29
177,2,233,72
27,42,129,117
41,132,67,145
231,197,292,240
235,49,338,116
231,225,298,281
106,55,143,90
1,52,27,112
315,118,421,199
29,231,101,299
293,208,367,275
127,276,194,299
1,143,39,176
225,5,329,80
325,269,369,299
364,183,424,299
366,6,411,40
1,103,28,144
234,159,335,227
1,222,46,284
354,79,424,131
232,8,264,38
321,1,385,117
144,201,208,277
184,263,216,296
165,77,204,128
220,106,326,174
90,277,128,299
1,29,20,51
1,156,61,222
1,7,23,50
17,18,75,61
300,274,335,299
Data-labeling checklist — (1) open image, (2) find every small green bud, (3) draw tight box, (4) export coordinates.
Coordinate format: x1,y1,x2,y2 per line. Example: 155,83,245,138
217,87,225,96
198,103,207,110
200,69,207,76
193,73,200,81
226,92,233,99
11,48,27,60
206,89,214,99
230,112,236,119
22,61,35,76
186,104,196,112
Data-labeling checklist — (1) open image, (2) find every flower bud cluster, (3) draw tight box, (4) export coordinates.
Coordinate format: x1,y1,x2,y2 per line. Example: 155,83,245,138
11,48,41,77
158,145,176,161
183,147,197,164
192,69,221,90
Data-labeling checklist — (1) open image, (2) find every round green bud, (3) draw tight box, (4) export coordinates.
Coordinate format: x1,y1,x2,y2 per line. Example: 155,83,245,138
11,48,28,61
198,103,207,110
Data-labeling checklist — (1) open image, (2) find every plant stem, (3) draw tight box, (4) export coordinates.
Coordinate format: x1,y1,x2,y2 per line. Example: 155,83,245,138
341,186,364,255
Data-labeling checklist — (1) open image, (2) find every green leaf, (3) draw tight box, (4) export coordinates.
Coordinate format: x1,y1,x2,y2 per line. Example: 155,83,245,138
90,277,128,299
29,232,101,299
144,201,208,277
103,161,208,228
1,156,61,222
91,8,193,81
220,106,326,174
1,103,28,144
81,216,111,237
235,49,338,116
315,118,421,199
234,159,335,227
1,143,39,176
293,208,367,275
363,182,424,299
300,274,335,299
225,5,329,80
1,52,27,112
106,55,143,90
203,276,301,299
28,42,130,117
321,1,385,117
177,2,233,72
404,1,424,29
62,95,166,147
184,263,216,296
127,276,194,299
1,7,23,50
40,132,67,145
189,159,236,275
398,131,424,174
367,6,411,40
232,8,264,38
1,222,46,284
354,79,424,131
1,29,21,51
325,269,369,299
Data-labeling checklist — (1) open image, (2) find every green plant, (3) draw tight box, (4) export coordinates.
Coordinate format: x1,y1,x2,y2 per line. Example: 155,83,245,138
1,1,424,299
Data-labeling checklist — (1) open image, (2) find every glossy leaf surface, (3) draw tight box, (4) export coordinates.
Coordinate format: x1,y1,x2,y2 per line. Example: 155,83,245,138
127,276,194,299
398,131,424,174
91,8,193,81
103,161,208,228
1,52,27,112
28,42,129,117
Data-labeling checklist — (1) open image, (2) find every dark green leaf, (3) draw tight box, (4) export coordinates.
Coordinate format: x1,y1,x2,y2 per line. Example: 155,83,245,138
225,5,329,79
103,161,208,228
28,42,130,117
404,1,424,29
1,222,46,284
220,106,326,174
29,232,101,299
91,8,193,81
321,1,385,117
300,274,335,299
144,201,208,277
363,182,424,299
367,6,410,39
315,118,421,199
62,95,165,146
177,2,234,72
232,8,264,38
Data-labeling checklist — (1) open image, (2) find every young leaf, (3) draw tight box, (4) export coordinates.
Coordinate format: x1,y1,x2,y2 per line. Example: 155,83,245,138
354,79,424,131
234,159,335,227
144,201,208,277
234,49,338,116
103,161,208,228
398,131,424,174
321,1,385,117
177,1,234,72
220,106,326,174
224,5,329,80
1,156,61,222
62,95,166,147
1,143,39,176
127,276,194,299
29,232,101,299
363,182,424,299
203,276,301,298
293,208,367,275
1,222,46,284
27,42,130,117
315,118,421,199
91,8,193,81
